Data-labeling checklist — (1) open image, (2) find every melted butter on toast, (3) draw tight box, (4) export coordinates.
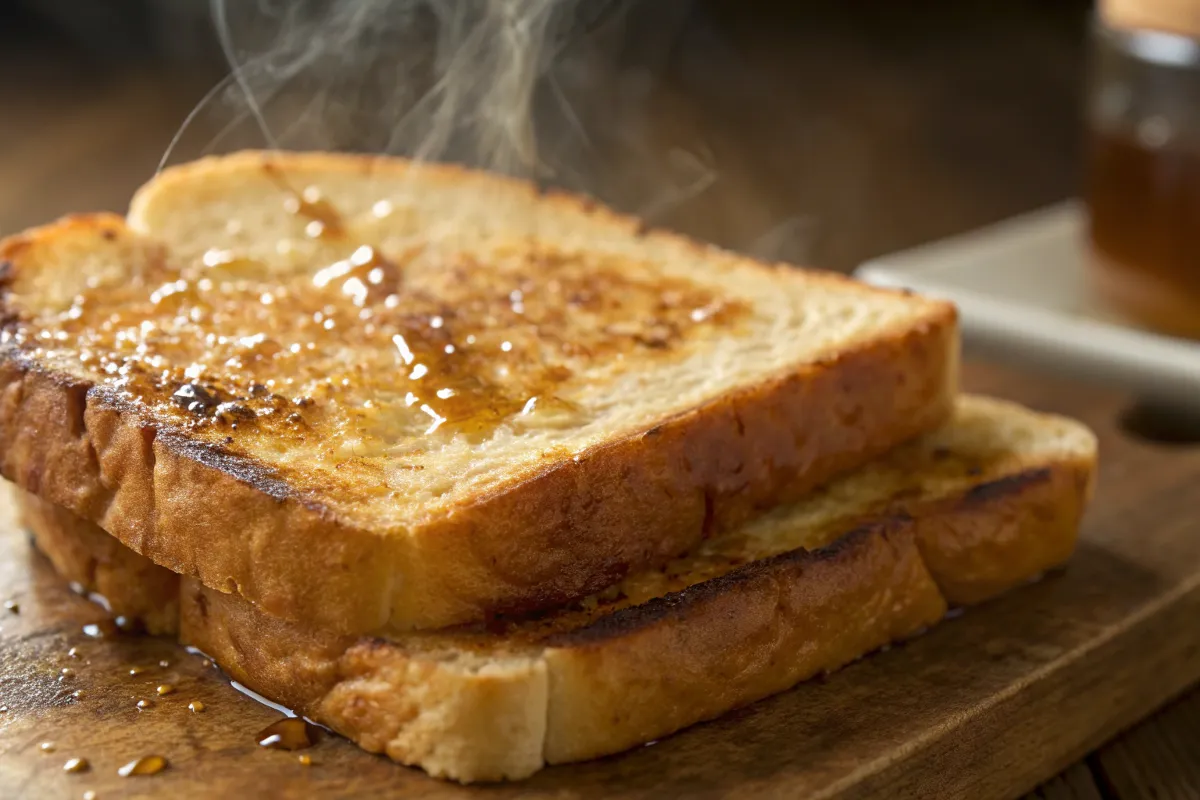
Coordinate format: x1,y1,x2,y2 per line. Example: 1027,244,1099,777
11,187,748,472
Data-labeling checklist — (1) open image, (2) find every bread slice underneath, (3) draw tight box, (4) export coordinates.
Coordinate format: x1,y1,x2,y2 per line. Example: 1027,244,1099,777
0,151,957,634
17,395,1096,783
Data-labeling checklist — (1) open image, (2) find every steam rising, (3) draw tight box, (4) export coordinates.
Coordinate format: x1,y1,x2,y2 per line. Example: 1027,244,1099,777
170,1,614,178
164,0,717,220
156,1,826,266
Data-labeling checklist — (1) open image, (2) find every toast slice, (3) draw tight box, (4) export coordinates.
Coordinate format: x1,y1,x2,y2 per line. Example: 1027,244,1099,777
18,395,1097,782
0,151,958,633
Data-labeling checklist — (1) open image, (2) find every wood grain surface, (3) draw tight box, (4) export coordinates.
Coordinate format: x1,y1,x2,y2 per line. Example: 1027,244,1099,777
1029,764,1106,800
0,363,1198,799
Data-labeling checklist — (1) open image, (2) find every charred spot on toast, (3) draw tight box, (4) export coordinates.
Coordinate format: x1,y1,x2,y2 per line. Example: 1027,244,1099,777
172,382,221,415
158,431,297,505
960,468,1052,505
538,523,886,647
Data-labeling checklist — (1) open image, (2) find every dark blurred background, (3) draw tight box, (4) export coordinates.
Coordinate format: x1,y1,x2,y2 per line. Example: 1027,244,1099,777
0,0,1090,271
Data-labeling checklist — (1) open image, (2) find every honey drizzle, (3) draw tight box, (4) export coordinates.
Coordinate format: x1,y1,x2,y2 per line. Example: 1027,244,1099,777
13,174,750,472
117,755,167,777
262,162,347,239
256,717,320,751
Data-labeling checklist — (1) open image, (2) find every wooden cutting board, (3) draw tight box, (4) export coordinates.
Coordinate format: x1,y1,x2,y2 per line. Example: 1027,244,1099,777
0,362,1198,800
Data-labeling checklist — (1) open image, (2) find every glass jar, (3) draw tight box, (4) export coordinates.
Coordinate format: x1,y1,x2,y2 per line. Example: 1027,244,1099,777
1086,10,1200,339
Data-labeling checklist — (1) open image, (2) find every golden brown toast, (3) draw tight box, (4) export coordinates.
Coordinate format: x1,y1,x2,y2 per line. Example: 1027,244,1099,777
19,395,1097,782
0,151,958,633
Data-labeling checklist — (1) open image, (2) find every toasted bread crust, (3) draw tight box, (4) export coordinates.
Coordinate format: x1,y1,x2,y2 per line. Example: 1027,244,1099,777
17,488,180,635
913,465,1093,605
15,414,1093,781
539,521,945,763
0,187,959,632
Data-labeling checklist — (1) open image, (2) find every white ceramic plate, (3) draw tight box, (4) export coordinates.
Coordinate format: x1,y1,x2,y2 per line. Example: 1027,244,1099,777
856,202,1200,411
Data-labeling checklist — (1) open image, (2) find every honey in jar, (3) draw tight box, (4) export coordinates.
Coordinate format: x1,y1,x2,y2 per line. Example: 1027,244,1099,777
1087,0,1200,338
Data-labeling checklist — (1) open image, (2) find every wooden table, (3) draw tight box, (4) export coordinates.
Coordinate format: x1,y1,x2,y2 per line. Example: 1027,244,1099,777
2,3,1198,797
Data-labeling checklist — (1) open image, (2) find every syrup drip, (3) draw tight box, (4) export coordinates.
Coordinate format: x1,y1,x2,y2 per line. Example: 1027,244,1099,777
117,755,167,777
256,717,320,751
263,165,347,240
81,622,112,639
81,616,140,639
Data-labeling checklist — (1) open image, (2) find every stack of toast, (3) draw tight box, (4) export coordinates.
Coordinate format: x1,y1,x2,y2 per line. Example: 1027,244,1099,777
0,152,1097,782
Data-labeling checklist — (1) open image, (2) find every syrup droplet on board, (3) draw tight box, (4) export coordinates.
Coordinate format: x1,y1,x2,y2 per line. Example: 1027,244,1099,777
117,755,167,777
67,647,80,658
136,700,152,711
81,621,115,639
83,791,97,800
63,757,90,773
71,690,85,700
256,717,320,751
39,741,56,753
297,754,313,766
59,668,75,681
4,599,19,613
156,685,175,697
188,701,205,713
128,666,148,676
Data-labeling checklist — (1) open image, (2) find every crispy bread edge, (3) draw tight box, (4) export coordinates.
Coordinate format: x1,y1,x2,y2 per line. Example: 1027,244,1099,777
17,487,180,636
14,434,1093,781
539,455,1094,763
0,193,958,633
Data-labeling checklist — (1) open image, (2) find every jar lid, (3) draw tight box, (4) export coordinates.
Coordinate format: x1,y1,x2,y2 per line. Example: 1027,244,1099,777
1103,0,1200,40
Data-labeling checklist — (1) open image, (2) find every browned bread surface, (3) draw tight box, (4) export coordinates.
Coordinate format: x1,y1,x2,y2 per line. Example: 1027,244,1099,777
0,152,959,633
16,395,1097,782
